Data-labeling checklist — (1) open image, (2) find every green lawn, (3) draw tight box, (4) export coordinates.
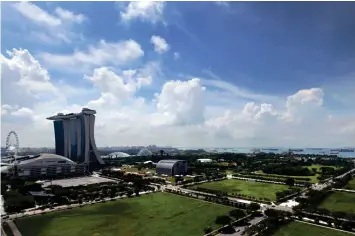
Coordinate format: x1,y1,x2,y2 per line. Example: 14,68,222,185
254,170,319,183
345,178,355,190
189,179,294,201
318,191,355,214
274,221,352,236
15,192,233,236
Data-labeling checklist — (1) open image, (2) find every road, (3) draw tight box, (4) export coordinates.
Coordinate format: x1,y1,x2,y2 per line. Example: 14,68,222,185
218,216,266,236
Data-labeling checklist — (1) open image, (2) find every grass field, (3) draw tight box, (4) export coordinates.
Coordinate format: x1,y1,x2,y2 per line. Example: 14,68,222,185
254,165,342,184
189,179,294,201
318,191,355,214
15,192,233,236
345,178,355,190
274,221,353,236
253,171,319,183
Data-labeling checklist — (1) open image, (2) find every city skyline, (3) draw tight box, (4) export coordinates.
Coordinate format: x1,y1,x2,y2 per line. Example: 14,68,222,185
1,2,355,148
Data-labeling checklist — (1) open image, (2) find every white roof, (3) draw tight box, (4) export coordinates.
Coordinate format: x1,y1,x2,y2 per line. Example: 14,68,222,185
18,153,75,166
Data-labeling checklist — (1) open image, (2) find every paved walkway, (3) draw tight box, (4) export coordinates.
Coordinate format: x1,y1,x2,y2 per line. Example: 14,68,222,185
8,220,22,236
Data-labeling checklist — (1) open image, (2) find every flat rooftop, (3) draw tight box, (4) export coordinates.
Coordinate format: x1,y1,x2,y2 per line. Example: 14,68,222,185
42,176,115,188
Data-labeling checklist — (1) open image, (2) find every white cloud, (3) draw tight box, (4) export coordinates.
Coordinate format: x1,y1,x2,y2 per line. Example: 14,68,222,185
39,39,144,72
150,35,170,54
11,2,86,44
13,2,61,26
54,7,86,24
215,1,230,8
2,47,355,148
174,52,181,60
119,1,165,24
154,78,206,125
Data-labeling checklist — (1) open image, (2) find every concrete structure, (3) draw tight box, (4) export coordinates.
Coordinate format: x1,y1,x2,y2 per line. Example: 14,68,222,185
197,158,213,163
47,108,104,165
156,160,188,176
106,152,131,159
137,148,153,156
0,153,87,177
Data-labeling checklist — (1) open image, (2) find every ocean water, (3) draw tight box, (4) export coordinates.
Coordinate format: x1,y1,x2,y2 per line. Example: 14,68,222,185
182,147,355,158
178,147,355,158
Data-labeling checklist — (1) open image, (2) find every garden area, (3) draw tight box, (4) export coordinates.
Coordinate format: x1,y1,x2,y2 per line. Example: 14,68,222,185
15,192,234,236
318,191,355,214
188,179,300,201
274,221,353,236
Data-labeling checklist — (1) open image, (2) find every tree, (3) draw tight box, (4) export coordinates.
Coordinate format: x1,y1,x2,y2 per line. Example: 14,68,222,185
341,221,351,231
215,215,232,225
229,209,246,219
285,178,295,187
247,202,260,212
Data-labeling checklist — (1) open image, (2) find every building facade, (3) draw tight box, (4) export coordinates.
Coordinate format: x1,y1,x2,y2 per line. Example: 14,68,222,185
1,154,87,178
47,108,104,164
156,160,188,176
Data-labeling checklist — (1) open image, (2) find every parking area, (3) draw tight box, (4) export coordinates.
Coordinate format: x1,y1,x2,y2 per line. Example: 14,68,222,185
42,176,116,188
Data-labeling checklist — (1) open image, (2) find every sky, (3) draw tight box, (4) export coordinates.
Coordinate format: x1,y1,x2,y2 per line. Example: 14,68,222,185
1,1,355,148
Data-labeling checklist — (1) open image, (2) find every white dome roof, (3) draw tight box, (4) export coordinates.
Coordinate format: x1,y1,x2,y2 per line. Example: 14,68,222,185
137,149,153,156
108,152,131,158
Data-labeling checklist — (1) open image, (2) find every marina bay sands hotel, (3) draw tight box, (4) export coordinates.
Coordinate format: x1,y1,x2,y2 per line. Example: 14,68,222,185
47,108,105,165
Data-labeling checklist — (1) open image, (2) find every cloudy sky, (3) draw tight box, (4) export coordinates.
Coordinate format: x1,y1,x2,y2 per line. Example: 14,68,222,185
1,1,355,148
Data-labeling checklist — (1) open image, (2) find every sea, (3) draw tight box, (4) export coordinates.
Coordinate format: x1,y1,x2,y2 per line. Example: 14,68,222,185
179,147,355,158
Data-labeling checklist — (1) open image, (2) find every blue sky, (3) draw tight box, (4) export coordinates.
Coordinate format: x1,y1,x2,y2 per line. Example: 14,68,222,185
1,1,355,148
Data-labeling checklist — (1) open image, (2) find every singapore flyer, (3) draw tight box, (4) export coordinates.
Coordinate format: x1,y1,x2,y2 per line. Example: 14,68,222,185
5,131,20,156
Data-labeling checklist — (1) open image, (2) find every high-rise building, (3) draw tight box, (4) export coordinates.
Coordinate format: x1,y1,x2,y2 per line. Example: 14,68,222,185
47,108,105,164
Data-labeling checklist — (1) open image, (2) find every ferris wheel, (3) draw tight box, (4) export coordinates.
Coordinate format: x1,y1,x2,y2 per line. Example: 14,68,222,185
6,131,20,156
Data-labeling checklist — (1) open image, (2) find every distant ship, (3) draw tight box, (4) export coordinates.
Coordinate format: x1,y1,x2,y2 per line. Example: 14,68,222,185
330,151,339,155
262,148,279,151
338,149,354,153
289,149,304,152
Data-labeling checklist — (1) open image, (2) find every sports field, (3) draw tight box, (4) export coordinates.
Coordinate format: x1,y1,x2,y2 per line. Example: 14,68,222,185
189,179,294,201
274,221,353,236
15,192,233,236
318,191,355,214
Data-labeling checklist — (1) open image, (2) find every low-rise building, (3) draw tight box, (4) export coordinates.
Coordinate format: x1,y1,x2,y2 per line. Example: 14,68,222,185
1,153,87,178
156,160,187,176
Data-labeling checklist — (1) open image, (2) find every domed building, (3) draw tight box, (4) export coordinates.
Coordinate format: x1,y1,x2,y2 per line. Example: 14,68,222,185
107,152,131,159
0,153,87,177
137,148,153,156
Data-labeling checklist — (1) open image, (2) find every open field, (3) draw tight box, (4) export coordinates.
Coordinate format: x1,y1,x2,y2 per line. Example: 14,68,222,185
15,192,233,236
253,171,319,183
345,178,355,190
318,191,355,214
274,221,353,236
254,164,343,183
189,179,295,201
304,164,342,172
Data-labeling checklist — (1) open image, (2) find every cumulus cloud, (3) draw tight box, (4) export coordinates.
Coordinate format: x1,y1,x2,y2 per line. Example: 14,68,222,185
119,1,166,24
154,78,206,125
2,47,355,148
150,35,170,54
